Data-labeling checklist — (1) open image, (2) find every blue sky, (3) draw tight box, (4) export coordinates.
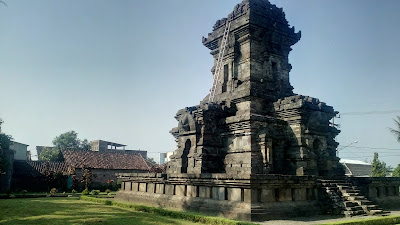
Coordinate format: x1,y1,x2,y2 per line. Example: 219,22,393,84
1,0,399,167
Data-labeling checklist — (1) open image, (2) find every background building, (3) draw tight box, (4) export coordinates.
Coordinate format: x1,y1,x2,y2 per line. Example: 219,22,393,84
10,141,29,161
340,159,372,177
90,140,147,159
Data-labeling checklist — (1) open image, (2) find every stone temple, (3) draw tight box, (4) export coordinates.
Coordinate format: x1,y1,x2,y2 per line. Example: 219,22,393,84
117,0,400,221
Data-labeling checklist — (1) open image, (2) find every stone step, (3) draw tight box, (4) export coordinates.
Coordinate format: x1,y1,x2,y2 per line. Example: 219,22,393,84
341,189,360,194
342,192,361,197
363,205,380,210
337,185,353,190
343,201,359,207
346,206,363,211
357,200,373,205
344,210,367,217
367,209,388,216
346,196,366,201
319,179,347,183
325,187,339,191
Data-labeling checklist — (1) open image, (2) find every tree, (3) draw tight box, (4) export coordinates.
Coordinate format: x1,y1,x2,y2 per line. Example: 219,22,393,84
81,166,93,190
0,118,12,174
146,157,156,164
389,116,400,143
38,147,63,162
53,131,81,151
52,130,90,151
80,139,91,151
393,164,400,177
370,152,391,177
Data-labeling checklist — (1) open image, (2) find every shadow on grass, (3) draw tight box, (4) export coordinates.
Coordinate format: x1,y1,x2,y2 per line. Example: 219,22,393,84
0,198,195,225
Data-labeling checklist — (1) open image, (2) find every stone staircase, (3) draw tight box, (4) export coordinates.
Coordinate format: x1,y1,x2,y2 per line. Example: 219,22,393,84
320,179,388,217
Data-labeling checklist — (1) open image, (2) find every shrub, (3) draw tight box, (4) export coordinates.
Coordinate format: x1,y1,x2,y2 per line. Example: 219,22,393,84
105,189,111,194
82,189,89,195
90,190,100,195
104,200,112,205
21,190,28,195
50,188,58,195
71,189,77,194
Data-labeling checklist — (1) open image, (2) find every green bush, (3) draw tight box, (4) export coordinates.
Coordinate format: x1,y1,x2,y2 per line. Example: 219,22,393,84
105,189,111,194
104,200,112,205
79,196,256,225
81,189,89,195
50,188,57,195
90,190,100,195
71,189,77,194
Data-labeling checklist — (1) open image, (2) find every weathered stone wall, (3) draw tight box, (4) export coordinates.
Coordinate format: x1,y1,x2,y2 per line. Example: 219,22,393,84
116,173,322,221
350,177,400,209
74,169,147,189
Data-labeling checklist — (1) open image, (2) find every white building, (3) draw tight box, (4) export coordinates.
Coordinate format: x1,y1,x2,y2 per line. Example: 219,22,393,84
10,141,29,161
340,159,372,177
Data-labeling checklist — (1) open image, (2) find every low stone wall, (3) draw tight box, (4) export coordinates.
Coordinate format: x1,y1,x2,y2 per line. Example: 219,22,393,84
115,173,323,221
350,177,400,209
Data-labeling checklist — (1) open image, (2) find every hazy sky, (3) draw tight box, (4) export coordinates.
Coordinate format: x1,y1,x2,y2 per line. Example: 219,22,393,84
1,0,400,167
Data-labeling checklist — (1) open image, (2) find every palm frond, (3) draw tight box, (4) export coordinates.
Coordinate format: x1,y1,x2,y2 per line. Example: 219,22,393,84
395,116,400,128
389,116,400,143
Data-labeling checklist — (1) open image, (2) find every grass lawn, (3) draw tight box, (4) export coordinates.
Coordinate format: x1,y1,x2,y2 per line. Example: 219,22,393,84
0,197,198,225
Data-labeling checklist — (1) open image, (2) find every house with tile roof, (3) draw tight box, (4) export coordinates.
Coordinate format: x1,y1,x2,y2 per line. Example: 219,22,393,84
62,150,150,188
12,150,150,191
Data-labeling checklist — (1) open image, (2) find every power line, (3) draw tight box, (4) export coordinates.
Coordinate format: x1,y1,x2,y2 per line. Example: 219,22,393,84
343,154,400,158
346,146,400,151
339,110,400,116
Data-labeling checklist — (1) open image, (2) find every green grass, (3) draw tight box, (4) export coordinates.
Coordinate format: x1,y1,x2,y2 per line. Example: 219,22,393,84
0,197,199,225
319,215,400,225
80,196,256,225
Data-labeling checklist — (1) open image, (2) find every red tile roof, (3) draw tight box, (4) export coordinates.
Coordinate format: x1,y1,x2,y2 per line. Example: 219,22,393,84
13,161,68,176
61,150,150,171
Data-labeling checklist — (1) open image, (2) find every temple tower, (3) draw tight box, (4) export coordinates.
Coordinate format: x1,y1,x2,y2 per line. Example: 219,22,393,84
167,0,342,177
116,0,400,220
201,0,300,105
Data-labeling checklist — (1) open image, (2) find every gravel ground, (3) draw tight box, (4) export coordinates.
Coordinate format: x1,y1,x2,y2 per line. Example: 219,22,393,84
259,210,400,225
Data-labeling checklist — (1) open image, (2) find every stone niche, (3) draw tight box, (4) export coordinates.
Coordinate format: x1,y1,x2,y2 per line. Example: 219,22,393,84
116,0,400,221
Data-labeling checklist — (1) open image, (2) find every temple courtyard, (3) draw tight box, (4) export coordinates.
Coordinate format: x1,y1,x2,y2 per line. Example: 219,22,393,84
1,197,399,225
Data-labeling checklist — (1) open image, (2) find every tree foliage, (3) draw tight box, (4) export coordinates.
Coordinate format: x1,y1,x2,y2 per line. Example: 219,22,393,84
80,139,91,151
52,131,90,151
81,166,93,190
146,157,156,164
0,119,12,173
38,147,63,162
393,164,400,177
370,152,391,177
389,116,400,143
53,131,81,151
39,131,89,161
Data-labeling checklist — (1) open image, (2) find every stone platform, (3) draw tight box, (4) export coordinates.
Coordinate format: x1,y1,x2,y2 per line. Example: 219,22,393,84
116,173,325,221
116,173,400,221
